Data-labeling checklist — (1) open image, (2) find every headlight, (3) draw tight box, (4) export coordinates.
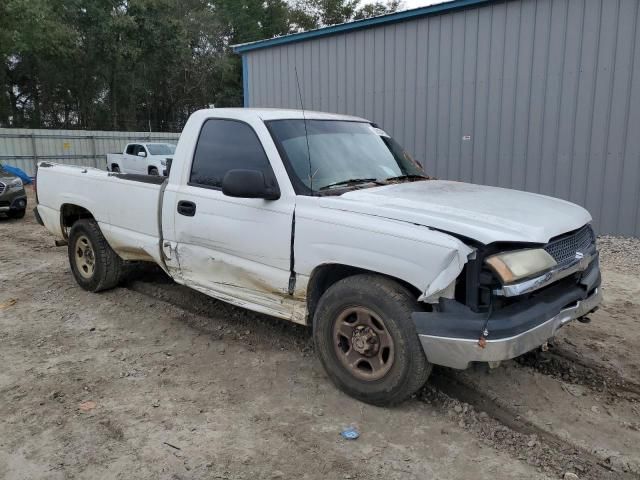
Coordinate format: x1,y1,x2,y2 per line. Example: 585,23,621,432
160,159,167,166
485,249,556,284
7,178,23,190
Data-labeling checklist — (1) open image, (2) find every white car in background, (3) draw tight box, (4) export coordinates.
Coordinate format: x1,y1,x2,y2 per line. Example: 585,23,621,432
106,142,176,176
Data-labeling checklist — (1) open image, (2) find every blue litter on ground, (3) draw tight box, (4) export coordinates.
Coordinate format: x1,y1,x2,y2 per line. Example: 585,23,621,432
340,427,360,440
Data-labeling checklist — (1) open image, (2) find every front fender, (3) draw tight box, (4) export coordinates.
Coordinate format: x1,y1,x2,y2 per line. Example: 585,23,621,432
295,199,473,300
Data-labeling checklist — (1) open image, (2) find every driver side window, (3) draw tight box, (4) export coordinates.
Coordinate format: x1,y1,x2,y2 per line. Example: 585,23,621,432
189,119,276,189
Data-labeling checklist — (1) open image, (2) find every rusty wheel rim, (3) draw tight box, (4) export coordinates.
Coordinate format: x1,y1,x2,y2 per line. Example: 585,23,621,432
332,306,395,381
74,234,96,279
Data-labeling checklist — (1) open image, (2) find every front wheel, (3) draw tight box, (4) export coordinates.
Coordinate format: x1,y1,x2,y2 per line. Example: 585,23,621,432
313,274,432,406
149,167,159,176
68,219,124,292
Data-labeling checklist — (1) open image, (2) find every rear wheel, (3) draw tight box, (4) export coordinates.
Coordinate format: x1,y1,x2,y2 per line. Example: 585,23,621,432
68,219,124,292
111,164,120,173
8,209,26,219
313,274,432,406
149,167,159,176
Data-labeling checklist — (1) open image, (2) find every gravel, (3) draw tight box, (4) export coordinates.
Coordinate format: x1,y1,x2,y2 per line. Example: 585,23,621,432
597,235,640,276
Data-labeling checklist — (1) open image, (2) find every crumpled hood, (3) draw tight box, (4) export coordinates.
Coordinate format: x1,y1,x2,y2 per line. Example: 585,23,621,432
326,180,592,245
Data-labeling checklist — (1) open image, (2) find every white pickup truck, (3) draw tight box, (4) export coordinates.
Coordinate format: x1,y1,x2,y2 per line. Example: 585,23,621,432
34,108,602,405
106,142,176,175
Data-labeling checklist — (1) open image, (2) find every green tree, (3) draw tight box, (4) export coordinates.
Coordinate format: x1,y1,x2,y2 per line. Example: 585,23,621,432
1,0,77,127
0,0,399,131
355,1,401,20
297,0,401,27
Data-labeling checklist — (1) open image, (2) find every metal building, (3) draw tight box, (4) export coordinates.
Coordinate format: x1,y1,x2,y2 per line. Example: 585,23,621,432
233,0,640,236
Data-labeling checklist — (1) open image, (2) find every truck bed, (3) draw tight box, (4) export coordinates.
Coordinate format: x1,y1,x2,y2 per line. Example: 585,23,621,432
36,162,164,264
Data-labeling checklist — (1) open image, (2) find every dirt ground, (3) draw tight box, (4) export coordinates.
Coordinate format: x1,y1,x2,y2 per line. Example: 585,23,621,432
1,188,639,480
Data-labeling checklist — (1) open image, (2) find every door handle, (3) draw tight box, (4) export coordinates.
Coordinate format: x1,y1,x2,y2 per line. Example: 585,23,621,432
177,200,196,217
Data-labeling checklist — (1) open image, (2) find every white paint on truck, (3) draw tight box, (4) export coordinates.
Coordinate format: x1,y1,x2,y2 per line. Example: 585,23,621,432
36,110,478,324
36,107,593,322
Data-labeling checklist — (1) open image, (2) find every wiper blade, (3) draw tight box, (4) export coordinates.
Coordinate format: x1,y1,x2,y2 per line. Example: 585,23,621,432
318,178,383,190
384,174,430,182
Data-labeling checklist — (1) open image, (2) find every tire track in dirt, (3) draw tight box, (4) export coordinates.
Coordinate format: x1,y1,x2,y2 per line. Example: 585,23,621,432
521,346,640,398
125,275,638,480
426,368,638,480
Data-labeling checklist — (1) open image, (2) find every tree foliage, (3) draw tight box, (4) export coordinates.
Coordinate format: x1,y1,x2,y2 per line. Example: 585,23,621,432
295,0,400,26
1,0,400,131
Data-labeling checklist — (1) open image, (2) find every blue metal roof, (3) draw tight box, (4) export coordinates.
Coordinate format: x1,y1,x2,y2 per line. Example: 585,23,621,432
232,0,493,54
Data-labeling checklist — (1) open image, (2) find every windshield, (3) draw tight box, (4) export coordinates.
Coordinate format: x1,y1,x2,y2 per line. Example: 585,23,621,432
267,120,426,194
146,143,176,155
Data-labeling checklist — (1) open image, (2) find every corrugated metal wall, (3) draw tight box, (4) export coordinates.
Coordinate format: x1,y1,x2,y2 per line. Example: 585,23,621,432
244,0,640,236
0,129,180,177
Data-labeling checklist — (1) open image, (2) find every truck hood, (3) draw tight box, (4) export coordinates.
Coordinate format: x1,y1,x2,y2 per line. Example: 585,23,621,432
328,180,592,245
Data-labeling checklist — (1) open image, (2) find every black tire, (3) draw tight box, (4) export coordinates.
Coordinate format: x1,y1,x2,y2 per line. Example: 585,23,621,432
68,219,124,292
313,274,432,406
8,209,26,219
111,164,120,173
149,167,159,176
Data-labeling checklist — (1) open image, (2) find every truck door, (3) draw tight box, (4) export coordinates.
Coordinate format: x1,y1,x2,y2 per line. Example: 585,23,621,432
122,144,138,173
170,118,297,320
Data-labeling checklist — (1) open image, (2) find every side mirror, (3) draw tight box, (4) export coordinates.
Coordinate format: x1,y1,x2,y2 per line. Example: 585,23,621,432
222,169,280,200
137,151,147,158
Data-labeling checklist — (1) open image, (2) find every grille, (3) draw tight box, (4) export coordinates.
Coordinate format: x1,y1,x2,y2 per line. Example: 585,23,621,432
544,225,595,267
0,201,9,207
0,182,5,195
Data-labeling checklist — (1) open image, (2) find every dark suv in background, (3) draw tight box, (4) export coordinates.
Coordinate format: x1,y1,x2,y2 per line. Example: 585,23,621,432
0,165,27,219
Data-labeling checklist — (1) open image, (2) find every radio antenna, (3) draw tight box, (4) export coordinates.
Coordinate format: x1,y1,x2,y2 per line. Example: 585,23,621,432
294,66,313,195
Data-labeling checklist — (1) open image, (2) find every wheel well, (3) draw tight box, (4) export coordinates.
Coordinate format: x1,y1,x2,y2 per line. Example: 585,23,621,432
148,166,158,174
60,204,94,238
111,163,119,170
306,264,422,324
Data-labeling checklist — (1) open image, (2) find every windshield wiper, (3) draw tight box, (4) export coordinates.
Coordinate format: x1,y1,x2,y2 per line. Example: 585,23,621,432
384,174,430,183
318,178,384,191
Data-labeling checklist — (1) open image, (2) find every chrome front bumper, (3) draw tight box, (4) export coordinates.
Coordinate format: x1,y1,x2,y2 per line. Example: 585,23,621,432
416,287,601,369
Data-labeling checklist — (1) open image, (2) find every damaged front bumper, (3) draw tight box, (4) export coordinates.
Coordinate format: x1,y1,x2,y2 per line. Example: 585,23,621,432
413,255,602,370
